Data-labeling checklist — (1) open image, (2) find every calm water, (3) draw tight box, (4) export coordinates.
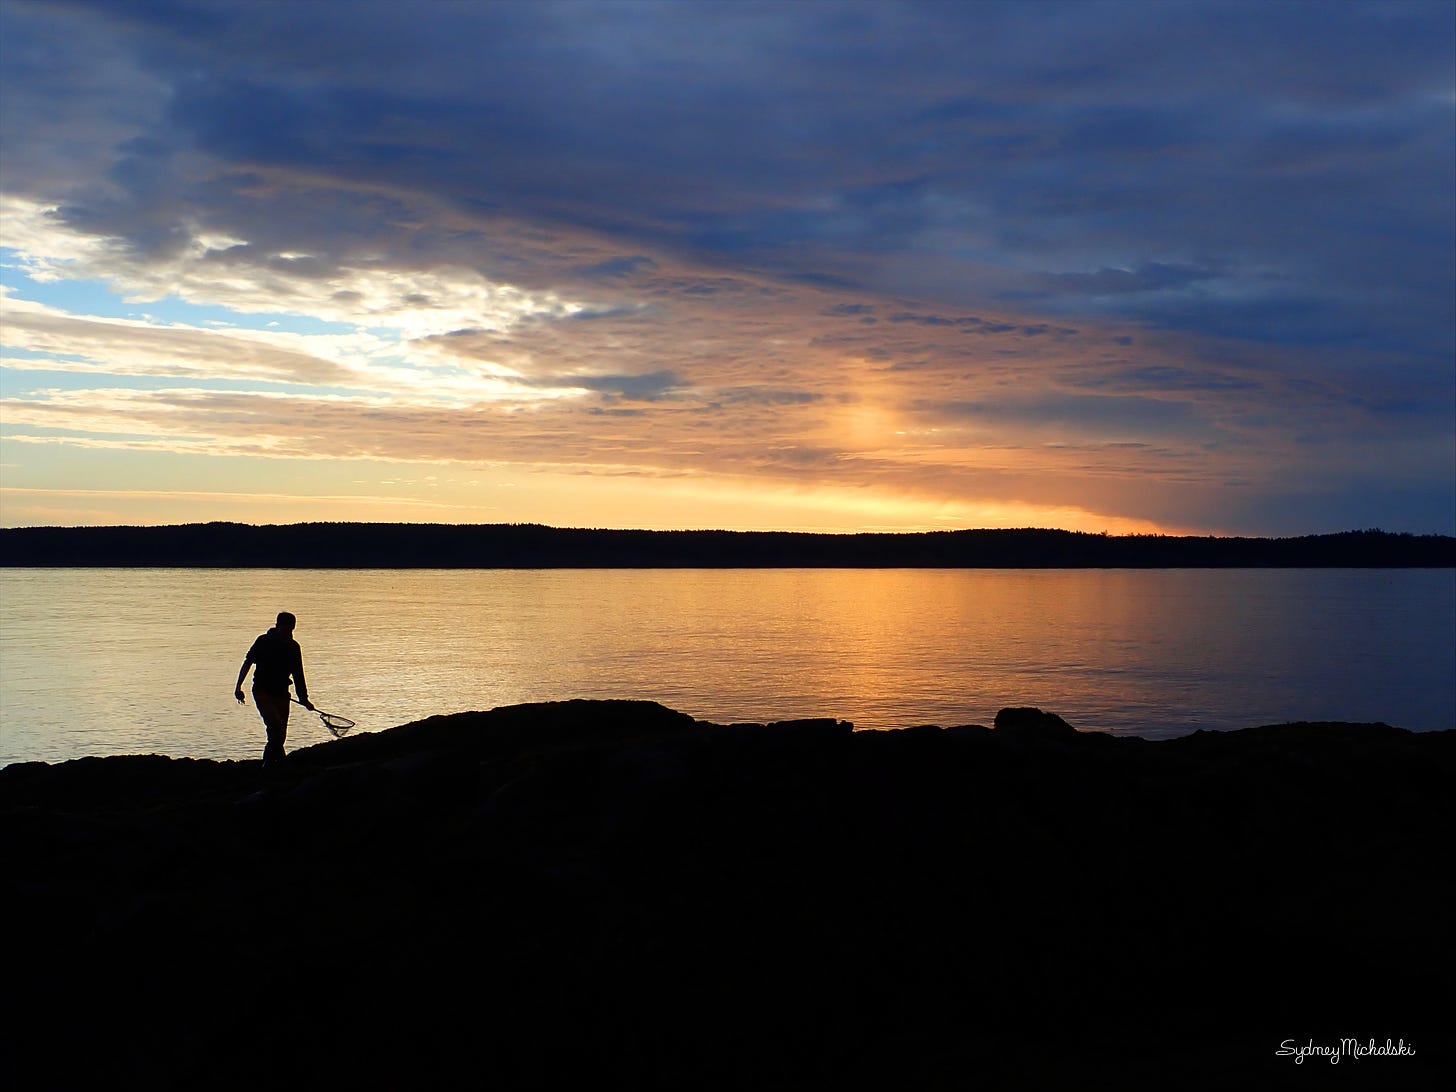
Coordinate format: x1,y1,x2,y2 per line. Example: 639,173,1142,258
1,567,1452,765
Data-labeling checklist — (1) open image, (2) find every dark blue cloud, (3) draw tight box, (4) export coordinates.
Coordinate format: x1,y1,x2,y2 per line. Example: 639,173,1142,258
577,256,658,279
887,312,983,328
15,1,1449,338
1059,364,1260,395
1030,264,1218,298
562,371,680,403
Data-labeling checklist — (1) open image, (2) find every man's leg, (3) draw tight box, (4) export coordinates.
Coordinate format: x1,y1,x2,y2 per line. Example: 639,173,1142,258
253,688,290,766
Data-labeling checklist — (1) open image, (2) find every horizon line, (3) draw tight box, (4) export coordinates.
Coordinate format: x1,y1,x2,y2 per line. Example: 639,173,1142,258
3,521,1452,542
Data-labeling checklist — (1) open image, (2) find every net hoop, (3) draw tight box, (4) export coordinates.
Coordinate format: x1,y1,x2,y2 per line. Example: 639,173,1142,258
319,712,355,738
288,697,354,737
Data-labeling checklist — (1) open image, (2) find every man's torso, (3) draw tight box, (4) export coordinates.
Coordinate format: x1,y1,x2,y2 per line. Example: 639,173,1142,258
249,630,299,694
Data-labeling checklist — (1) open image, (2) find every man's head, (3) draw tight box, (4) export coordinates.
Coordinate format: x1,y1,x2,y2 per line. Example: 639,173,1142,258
276,611,297,633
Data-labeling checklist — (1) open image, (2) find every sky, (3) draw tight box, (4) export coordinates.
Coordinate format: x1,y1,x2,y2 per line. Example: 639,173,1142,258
1,0,1452,535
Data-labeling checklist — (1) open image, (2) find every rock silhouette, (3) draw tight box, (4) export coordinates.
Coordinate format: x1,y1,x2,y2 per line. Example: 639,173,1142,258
991,705,1079,739
3,700,1452,1089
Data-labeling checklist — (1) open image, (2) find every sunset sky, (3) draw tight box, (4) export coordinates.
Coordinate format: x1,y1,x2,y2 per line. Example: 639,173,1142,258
1,0,1452,535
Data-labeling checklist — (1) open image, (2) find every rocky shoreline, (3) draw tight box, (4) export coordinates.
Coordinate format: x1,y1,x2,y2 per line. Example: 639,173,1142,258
4,701,1452,1089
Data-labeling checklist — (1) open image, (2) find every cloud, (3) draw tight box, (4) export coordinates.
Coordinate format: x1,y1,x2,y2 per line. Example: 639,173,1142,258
7,3,1449,352
1030,263,1219,298
905,392,1220,455
546,370,681,403
0,0,1451,534
577,256,658,279
1056,362,1261,395
0,293,362,386
1,196,586,335
887,312,985,328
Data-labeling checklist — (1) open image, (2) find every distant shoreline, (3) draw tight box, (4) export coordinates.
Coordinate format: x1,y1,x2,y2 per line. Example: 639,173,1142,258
1,521,1453,568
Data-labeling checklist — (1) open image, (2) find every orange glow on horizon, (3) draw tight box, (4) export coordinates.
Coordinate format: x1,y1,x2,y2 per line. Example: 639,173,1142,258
0,476,1201,537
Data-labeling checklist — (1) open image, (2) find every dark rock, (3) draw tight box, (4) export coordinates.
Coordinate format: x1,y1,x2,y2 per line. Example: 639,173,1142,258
993,705,1079,738
3,700,1452,1091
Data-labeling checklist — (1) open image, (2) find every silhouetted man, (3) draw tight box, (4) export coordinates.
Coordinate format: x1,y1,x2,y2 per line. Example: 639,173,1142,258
235,611,313,767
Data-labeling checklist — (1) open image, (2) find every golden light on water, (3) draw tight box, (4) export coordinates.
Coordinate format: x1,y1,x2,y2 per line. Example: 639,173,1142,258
8,565,1449,767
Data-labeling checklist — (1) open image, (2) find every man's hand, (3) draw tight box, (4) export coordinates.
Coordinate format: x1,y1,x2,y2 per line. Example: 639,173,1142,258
234,688,246,705
303,699,316,711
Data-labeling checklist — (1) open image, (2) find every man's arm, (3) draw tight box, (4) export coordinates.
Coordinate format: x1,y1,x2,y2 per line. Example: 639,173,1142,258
234,656,252,704
293,644,313,709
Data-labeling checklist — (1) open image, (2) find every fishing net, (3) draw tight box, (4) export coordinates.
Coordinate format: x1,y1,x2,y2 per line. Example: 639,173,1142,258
318,711,355,738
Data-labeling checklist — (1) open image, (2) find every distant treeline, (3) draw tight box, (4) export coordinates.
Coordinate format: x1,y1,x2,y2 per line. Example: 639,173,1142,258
1,523,1453,568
